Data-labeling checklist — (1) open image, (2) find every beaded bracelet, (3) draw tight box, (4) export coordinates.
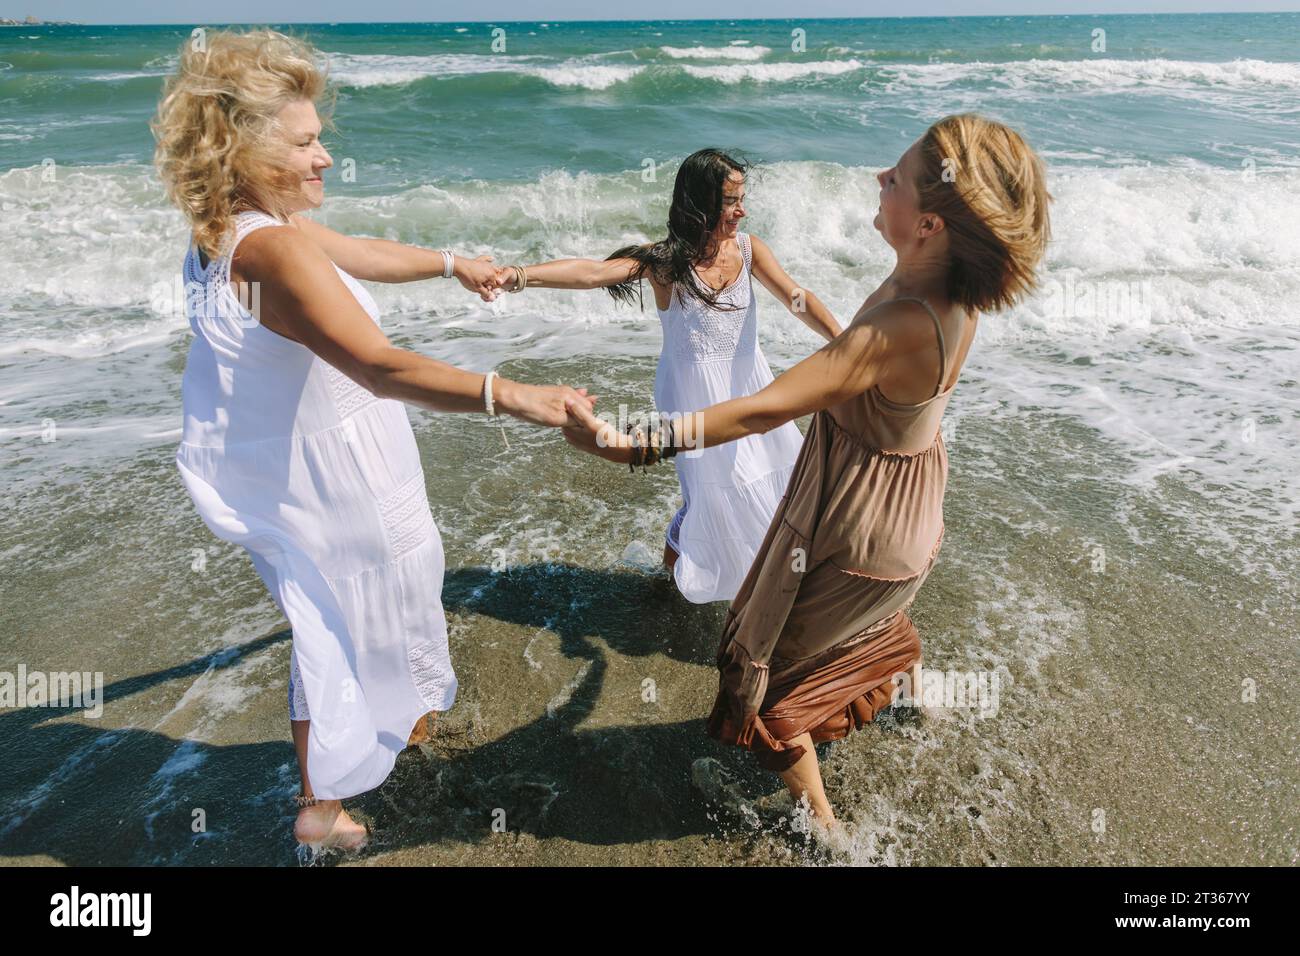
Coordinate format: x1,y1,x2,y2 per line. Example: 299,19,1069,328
627,423,643,472
626,418,681,473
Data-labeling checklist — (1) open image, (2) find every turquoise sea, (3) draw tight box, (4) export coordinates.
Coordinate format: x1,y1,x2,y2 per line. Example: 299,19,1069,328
1,15,1297,865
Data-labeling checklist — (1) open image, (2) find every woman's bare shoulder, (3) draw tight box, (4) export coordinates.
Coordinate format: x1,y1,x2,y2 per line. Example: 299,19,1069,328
230,221,320,283
847,296,934,335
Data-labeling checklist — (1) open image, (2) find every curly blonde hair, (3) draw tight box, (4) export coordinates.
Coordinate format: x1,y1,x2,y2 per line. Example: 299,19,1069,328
151,29,332,257
915,114,1052,314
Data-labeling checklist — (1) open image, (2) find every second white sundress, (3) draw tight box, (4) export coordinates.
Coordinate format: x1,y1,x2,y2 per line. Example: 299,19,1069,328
174,210,457,801
654,231,805,604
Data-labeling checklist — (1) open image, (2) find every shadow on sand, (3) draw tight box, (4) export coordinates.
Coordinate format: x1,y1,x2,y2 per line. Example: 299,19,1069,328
0,563,786,865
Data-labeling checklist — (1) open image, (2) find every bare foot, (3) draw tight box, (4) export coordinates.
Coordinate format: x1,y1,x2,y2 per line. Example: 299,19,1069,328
293,800,368,852
809,811,842,839
406,710,438,748
787,791,839,837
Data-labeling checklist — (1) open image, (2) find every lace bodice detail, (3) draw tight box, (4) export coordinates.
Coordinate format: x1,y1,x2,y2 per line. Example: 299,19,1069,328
659,232,758,364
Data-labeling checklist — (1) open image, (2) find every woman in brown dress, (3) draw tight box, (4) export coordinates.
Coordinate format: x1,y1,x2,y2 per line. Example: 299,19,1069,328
559,113,1051,826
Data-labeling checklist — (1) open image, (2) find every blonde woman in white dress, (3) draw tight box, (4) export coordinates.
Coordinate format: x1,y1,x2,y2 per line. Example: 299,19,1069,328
152,29,595,852
495,149,841,603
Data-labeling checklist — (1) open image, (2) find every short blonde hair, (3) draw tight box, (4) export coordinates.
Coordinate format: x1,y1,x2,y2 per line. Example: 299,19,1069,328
915,114,1052,313
151,29,331,257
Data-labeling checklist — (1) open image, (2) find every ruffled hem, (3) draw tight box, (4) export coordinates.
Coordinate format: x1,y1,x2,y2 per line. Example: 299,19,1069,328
672,464,795,603
707,611,923,772
706,706,808,772
705,637,807,769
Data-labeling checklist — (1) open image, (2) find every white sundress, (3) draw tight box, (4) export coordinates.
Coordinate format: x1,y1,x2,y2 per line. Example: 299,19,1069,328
654,232,805,604
175,210,457,801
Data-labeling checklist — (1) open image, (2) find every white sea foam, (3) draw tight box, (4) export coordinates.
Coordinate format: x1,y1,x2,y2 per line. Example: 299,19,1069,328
876,57,1300,94
324,50,864,90
681,59,866,84
85,70,167,82
315,53,1300,96
659,44,771,61
524,62,643,90
0,164,187,343
325,51,642,90
0,324,180,359
3,160,1298,352
326,52,546,87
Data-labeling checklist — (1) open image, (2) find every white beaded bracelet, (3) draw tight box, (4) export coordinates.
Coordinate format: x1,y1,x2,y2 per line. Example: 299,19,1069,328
483,369,497,416
440,249,455,279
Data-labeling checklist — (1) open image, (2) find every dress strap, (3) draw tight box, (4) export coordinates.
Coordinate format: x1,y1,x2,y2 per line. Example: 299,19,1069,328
213,210,290,285
232,210,288,252
738,232,753,272
894,297,948,398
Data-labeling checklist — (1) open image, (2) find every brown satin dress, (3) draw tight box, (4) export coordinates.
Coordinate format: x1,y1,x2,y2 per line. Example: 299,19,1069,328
706,297,955,771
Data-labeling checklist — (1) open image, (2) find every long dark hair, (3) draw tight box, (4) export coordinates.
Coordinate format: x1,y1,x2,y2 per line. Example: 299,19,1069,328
605,148,751,312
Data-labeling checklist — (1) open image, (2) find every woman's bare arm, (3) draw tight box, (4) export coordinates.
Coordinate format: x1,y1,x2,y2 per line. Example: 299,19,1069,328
748,234,842,342
234,225,593,426
503,256,651,291
289,214,498,298
561,299,937,461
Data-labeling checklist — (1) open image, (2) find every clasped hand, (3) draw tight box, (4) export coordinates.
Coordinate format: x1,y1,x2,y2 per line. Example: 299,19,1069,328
445,253,539,302
561,397,634,464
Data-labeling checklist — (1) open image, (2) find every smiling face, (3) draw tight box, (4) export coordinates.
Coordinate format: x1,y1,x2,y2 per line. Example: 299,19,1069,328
874,139,927,248
714,170,747,241
274,98,331,213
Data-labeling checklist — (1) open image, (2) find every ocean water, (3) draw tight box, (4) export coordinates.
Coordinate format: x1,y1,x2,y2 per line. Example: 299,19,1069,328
1,15,1297,866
